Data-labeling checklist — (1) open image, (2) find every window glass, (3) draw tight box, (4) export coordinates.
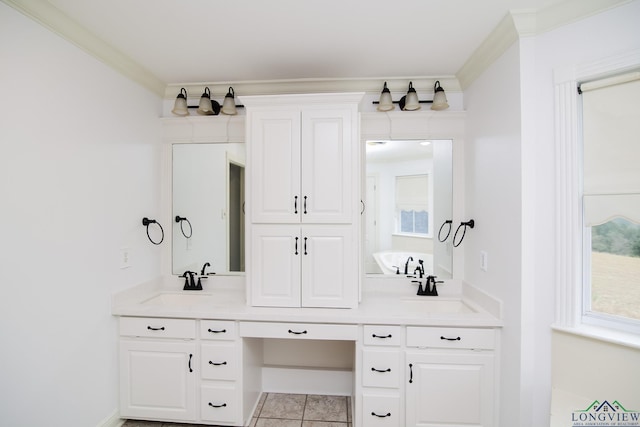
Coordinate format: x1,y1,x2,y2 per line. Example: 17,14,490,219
588,218,640,321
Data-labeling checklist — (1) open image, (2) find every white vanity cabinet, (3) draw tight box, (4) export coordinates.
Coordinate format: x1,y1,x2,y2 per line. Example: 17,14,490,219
243,93,363,309
405,327,496,427
249,107,356,224
199,320,242,425
250,224,357,307
119,317,245,426
119,317,198,422
358,325,403,427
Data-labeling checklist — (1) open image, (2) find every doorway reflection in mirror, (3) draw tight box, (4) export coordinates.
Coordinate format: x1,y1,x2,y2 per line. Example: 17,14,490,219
172,143,245,275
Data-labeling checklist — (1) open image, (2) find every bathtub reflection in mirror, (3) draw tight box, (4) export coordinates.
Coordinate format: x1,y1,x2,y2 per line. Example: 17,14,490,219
365,139,453,279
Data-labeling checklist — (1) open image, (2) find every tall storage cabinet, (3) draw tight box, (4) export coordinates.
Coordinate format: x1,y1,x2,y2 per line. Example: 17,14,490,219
242,93,363,308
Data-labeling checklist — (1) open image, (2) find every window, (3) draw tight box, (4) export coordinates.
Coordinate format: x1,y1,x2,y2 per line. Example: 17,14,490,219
396,174,429,236
580,71,640,333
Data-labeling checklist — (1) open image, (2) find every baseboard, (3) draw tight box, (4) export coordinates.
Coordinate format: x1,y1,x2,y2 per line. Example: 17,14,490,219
97,409,125,427
262,366,353,396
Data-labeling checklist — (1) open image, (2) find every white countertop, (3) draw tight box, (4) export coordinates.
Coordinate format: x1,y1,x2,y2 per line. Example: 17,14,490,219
111,276,502,328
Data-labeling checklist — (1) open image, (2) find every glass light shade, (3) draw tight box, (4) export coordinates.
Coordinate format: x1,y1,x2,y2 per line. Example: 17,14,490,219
171,88,189,116
377,82,394,112
197,87,214,115
403,81,421,111
221,87,237,115
431,81,449,111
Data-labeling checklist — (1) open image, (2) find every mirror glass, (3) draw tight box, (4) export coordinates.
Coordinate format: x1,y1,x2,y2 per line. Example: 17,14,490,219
172,143,246,275
365,139,453,279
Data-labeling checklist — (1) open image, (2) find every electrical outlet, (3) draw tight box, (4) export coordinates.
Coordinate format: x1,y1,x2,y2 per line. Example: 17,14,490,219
480,250,488,272
120,247,131,269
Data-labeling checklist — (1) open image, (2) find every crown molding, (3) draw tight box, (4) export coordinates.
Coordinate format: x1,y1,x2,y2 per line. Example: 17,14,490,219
2,0,166,97
456,0,631,90
456,11,526,90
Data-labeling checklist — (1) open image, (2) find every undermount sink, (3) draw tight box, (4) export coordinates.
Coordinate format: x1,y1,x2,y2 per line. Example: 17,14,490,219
142,292,216,307
398,298,476,314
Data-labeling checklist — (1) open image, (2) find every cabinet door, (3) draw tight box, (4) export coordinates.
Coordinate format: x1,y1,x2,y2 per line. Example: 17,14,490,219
250,110,301,223
301,109,355,223
119,340,197,421
301,225,357,308
405,352,494,427
250,224,301,307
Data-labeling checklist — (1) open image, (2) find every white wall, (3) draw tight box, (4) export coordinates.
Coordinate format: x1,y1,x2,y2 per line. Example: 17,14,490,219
464,41,524,426
0,4,162,426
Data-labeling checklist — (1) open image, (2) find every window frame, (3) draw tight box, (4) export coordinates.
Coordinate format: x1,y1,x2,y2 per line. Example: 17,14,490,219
554,49,640,347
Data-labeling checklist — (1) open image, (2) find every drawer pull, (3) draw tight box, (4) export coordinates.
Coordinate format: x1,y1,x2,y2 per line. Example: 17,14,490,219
288,329,308,335
207,328,227,334
209,361,228,366
440,335,461,341
372,333,392,339
371,412,391,418
409,363,413,383
371,367,391,373
147,326,165,331
208,402,227,408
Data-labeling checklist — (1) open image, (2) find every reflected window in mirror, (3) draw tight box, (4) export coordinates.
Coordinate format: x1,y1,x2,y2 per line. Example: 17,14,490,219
172,143,246,275
365,139,452,279
396,174,430,236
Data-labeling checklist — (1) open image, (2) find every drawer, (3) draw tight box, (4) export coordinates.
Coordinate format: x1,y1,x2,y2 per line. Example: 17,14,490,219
363,325,401,346
362,393,401,427
362,349,401,388
200,320,237,340
200,384,240,424
240,322,357,341
119,317,196,339
201,342,238,381
406,327,495,350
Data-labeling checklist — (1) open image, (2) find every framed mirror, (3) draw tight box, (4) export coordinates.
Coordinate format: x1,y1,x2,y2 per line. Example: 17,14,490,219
365,139,453,279
172,143,246,275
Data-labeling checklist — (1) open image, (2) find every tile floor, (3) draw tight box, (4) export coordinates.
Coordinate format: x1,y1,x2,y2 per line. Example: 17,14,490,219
121,393,352,427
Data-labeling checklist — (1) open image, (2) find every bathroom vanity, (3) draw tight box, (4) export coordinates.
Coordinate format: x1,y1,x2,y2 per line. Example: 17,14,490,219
115,93,500,426
112,278,501,427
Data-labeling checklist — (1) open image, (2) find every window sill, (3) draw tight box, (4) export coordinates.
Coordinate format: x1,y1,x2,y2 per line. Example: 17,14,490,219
391,233,431,239
551,323,640,350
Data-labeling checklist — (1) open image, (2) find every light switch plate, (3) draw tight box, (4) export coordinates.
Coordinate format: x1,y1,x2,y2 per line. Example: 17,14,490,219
480,250,488,272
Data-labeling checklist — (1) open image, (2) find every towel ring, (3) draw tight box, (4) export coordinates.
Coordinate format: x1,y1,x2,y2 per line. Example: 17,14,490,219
175,215,193,238
453,219,475,247
438,220,453,242
142,217,164,245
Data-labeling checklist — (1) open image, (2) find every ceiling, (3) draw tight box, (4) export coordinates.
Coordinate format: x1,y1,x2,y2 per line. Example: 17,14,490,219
8,0,626,94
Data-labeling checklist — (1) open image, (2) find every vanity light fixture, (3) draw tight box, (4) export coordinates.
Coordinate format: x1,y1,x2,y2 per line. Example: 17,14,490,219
170,86,243,116
171,88,189,116
221,87,237,115
197,87,214,115
403,82,421,111
377,82,394,111
431,81,449,110
372,81,450,111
